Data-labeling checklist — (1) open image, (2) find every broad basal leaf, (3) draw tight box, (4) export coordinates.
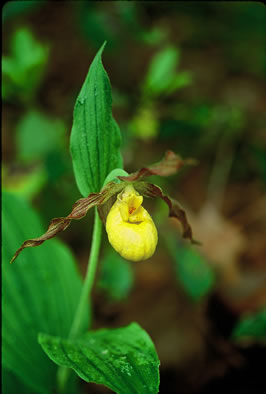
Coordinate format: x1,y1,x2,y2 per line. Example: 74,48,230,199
2,191,87,393
70,41,123,197
39,322,160,394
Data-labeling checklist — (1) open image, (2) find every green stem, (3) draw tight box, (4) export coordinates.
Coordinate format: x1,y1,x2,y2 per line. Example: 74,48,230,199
57,208,102,392
69,208,102,337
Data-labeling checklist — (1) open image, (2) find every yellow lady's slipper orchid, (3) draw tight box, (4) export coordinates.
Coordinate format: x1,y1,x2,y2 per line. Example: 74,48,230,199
10,151,197,265
106,185,158,261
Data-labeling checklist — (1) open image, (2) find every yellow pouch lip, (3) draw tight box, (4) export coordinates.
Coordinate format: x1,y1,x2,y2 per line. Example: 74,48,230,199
106,199,158,262
106,184,158,261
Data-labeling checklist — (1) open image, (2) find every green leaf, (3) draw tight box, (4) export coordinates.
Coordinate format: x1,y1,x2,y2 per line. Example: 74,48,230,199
175,246,215,300
168,71,192,93
144,46,179,95
70,42,123,197
2,27,48,102
166,239,214,301
2,192,87,393
39,322,160,394
232,308,266,342
143,46,192,97
98,249,134,301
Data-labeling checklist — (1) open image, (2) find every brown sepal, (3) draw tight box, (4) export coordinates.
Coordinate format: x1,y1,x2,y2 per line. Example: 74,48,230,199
10,181,123,263
135,181,200,245
118,150,197,182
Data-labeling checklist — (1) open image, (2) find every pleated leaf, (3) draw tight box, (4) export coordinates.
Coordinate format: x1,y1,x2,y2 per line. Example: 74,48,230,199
2,191,87,393
39,322,160,394
70,41,123,197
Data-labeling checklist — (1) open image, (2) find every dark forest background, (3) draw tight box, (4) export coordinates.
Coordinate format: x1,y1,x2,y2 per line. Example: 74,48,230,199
2,2,266,393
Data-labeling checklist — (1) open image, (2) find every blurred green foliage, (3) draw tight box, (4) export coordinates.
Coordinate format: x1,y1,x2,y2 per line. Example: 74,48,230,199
172,243,215,301
3,109,70,201
129,105,159,140
232,308,266,343
2,27,49,103
2,1,41,23
143,46,192,97
98,249,134,301
2,165,47,200
77,2,167,49
129,45,192,141
16,110,66,163
77,3,118,49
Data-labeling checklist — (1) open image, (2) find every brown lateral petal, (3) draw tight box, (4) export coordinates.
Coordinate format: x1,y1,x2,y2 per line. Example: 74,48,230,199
135,181,200,245
118,150,197,182
10,181,123,264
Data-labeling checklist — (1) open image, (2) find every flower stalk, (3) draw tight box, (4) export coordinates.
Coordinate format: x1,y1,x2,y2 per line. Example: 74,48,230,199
69,207,102,338
57,169,129,392
57,207,102,392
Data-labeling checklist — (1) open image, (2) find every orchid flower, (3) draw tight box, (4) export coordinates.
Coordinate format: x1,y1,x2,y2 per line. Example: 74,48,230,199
11,151,198,264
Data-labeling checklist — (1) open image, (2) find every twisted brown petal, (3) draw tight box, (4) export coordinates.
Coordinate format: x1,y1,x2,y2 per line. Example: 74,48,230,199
118,150,197,182
10,181,122,264
135,181,200,245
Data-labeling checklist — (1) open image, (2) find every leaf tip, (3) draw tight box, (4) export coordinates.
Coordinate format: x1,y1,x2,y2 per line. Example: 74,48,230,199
98,40,107,56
